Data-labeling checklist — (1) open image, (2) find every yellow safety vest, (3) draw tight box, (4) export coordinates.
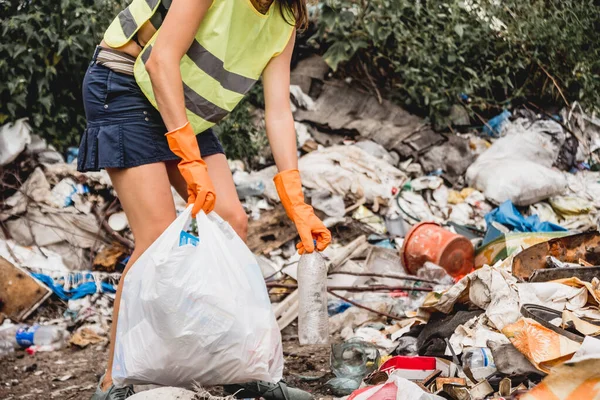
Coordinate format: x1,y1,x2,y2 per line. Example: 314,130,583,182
104,0,294,134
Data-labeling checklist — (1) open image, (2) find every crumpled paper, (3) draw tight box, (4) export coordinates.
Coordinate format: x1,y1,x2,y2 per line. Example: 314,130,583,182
0,168,52,220
69,325,108,348
344,327,398,356
554,277,600,305
424,264,520,331
251,145,407,205
300,145,407,204
518,282,589,312
502,317,581,373
562,310,600,336
571,336,600,362
521,338,600,400
448,314,510,355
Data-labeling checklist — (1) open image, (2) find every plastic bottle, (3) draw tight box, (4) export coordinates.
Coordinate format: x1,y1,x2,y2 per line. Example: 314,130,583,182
0,340,14,358
0,324,20,342
0,324,67,358
297,251,329,345
462,347,497,380
0,324,68,355
0,324,23,358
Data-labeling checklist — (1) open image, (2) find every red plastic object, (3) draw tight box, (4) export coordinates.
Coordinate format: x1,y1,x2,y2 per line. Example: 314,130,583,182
379,356,436,373
401,221,474,278
348,382,398,400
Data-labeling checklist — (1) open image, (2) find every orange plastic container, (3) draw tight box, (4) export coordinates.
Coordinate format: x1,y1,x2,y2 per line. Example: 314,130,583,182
401,222,474,278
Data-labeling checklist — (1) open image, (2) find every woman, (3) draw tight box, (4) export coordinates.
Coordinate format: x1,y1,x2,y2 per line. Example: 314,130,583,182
79,0,331,399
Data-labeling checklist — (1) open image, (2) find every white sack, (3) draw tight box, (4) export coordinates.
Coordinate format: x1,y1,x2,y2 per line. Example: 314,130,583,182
112,207,283,388
0,118,31,166
466,119,567,206
251,145,406,204
298,145,406,203
128,387,196,400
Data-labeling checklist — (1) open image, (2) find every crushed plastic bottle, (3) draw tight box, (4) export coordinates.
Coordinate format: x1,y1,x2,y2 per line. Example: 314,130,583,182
462,347,497,380
0,324,68,355
0,340,15,358
16,325,66,346
298,250,329,345
0,323,22,358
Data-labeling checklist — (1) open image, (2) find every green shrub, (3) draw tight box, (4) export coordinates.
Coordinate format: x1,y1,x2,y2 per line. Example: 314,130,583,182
212,84,268,168
0,0,267,163
311,0,600,127
0,0,125,151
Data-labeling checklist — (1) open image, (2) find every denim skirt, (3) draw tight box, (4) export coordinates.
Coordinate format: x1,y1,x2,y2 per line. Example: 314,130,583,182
77,48,224,172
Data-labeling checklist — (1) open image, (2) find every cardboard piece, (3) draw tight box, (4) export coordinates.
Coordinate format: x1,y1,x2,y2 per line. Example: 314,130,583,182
0,256,51,321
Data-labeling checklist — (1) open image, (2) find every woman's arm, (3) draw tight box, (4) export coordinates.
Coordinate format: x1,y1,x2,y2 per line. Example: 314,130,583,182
263,31,331,254
262,30,298,172
145,0,213,131
145,0,216,216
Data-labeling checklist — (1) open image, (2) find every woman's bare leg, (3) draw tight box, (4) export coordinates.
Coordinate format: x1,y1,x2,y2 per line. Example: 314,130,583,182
166,154,248,241
101,162,177,390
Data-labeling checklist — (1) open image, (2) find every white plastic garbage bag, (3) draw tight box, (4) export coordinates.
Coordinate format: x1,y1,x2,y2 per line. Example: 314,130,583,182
466,118,567,206
112,207,284,388
0,118,32,166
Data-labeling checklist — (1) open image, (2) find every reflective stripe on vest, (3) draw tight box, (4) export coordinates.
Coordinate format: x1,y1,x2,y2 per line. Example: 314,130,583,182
186,40,256,95
104,0,162,48
128,0,295,134
141,45,229,123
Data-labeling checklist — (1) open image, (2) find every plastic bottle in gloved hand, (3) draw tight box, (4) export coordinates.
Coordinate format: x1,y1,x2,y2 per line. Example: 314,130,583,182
298,248,329,345
273,169,331,254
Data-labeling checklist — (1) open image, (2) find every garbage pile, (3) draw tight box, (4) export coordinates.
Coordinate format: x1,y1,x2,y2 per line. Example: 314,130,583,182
1,54,600,400
0,119,140,360
261,57,600,399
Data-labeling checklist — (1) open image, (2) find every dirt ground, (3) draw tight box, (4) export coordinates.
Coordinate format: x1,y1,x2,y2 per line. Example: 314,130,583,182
0,326,334,400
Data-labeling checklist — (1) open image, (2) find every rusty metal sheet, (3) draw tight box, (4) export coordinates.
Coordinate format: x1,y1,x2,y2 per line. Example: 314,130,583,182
469,380,494,399
512,232,600,280
434,377,466,391
530,266,600,283
440,385,470,400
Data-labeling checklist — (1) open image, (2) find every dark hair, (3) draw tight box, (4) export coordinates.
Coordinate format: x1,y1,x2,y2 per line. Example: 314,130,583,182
279,0,309,30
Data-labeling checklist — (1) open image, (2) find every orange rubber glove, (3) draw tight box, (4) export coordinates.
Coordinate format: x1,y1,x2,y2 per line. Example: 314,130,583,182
165,122,216,216
274,169,331,254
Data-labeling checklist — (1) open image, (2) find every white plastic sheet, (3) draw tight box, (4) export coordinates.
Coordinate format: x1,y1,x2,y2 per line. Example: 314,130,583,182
0,118,32,166
112,207,283,388
128,387,196,400
466,118,567,205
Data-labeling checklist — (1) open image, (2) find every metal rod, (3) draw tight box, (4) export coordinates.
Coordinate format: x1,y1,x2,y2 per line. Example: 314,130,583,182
266,283,433,292
328,271,438,285
328,290,405,320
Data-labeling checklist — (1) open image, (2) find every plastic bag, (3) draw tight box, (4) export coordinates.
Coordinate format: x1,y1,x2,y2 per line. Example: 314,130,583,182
348,370,444,400
112,207,284,388
466,118,567,206
0,118,32,166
